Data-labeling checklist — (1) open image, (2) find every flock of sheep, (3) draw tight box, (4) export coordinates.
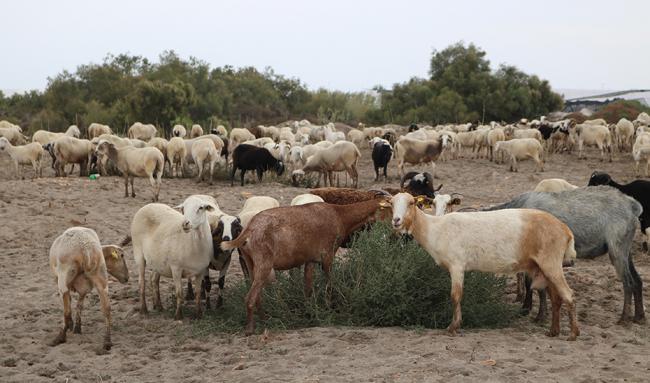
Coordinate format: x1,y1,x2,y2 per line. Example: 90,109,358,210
1,112,650,352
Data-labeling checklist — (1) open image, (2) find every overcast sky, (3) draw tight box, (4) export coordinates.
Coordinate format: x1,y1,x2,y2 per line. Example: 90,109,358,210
2,0,648,94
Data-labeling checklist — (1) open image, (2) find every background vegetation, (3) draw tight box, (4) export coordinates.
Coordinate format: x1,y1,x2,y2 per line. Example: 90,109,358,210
192,223,517,335
0,42,565,135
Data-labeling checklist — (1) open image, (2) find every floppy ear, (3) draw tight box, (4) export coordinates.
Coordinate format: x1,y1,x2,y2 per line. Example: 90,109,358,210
173,204,184,213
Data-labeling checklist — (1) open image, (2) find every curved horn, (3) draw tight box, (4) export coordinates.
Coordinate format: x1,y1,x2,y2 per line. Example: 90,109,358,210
450,192,463,198
400,171,418,189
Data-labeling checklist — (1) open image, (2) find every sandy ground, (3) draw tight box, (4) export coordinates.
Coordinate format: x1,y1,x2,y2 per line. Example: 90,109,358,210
0,144,648,382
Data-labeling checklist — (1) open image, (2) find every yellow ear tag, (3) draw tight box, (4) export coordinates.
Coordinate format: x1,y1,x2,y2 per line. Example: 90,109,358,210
111,250,119,259
416,196,424,203
379,201,389,208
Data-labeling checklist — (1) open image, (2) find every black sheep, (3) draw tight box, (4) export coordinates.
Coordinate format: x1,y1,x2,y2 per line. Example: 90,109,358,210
372,141,392,181
399,171,442,198
230,144,284,186
588,171,650,251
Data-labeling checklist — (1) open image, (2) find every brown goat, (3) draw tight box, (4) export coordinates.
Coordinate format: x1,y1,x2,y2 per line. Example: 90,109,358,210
309,187,389,205
221,199,387,335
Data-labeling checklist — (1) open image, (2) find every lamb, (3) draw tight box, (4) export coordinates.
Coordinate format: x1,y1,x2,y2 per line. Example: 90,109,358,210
96,141,164,201
588,171,650,253
394,136,443,178
533,178,579,193
484,187,644,323
494,138,544,172
127,122,157,141
172,124,187,138
87,123,112,139
347,129,364,147
192,138,221,184
220,198,386,335
372,140,393,181
387,193,579,339
167,137,187,178
0,126,28,145
127,196,216,319
575,124,613,161
53,136,93,177
230,144,285,186
238,196,280,228
49,227,129,350
0,137,44,178
290,194,325,206
190,124,204,138
291,141,361,188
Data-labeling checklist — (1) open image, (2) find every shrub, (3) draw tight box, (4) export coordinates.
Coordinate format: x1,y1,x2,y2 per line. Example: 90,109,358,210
192,222,518,335
593,100,650,123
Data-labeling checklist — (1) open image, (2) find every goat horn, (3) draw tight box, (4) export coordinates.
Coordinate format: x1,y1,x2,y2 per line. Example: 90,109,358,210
433,183,443,192
450,192,463,198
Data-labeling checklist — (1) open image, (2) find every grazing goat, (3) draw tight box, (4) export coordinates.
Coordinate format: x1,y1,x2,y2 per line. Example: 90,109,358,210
484,187,644,323
49,227,129,350
495,138,544,172
588,171,650,253
372,141,393,181
387,193,579,340
230,144,285,186
221,198,387,335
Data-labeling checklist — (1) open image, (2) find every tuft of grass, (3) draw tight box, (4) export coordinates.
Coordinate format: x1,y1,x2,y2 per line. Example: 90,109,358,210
192,222,517,335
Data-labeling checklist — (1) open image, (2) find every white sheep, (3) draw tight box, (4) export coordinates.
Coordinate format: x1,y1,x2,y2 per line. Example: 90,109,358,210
87,123,112,139
0,126,27,145
192,138,220,184
614,118,635,151
290,194,325,206
172,124,187,138
49,227,129,350
0,137,43,178
238,196,280,227
53,136,93,176
633,144,650,177
292,141,361,188
190,124,204,138
129,196,216,319
494,138,544,172
127,122,157,141
279,127,295,143
323,124,346,143
533,178,579,193
229,128,256,154
347,129,364,147
167,137,187,178
213,125,228,138
96,141,164,201
32,126,80,145
387,193,579,340
575,124,612,161
487,127,506,162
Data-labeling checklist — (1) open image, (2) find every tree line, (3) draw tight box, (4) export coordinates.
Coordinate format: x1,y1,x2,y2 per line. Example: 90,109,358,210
0,42,563,136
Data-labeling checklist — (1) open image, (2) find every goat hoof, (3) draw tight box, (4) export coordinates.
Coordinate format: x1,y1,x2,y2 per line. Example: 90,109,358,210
139,306,149,316
616,317,632,325
103,340,113,351
153,303,163,312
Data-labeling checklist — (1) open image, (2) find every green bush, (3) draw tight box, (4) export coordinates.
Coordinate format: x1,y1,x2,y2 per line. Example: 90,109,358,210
192,222,518,335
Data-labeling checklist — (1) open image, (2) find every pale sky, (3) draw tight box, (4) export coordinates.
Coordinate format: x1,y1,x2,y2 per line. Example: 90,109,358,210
2,0,648,93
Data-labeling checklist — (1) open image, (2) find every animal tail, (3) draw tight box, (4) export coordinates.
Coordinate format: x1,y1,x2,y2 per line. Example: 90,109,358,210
563,236,577,266
220,230,249,251
120,235,132,247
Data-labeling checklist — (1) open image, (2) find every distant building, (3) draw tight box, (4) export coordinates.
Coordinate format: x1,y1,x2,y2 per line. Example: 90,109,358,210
560,89,650,113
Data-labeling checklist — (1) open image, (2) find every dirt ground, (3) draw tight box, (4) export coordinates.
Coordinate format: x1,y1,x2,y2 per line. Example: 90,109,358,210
0,144,648,382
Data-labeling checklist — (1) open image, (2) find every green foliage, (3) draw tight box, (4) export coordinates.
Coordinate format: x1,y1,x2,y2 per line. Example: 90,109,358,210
192,223,517,335
593,100,650,123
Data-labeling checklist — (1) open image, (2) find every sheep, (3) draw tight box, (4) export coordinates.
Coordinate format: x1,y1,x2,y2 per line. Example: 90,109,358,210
182,134,225,171
87,123,112,139
230,144,285,186
263,126,280,142
454,131,477,157
438,131,458,161
244,137,275,148
0,137,43,178
0,120,21,132
634,112,650,127
96,141,164,201
487,128,505,162
148,137,169,170
220,198,387,335
0,126,28,145
172,124,187,138
484,186,644,323
394,137,443,178
192,138,220,184
127,196,216,319
494,138,544,172
229,128,256,153
588,171,650,254
66,125,81,138
533,178,578,193
575,124,613,161
290,194,325,206
128,138,148,148
238,196,280,228
32,126,80,145
363,127,385,141
90,134,133,175
323,124,346,143
53,136,93,177
584,118,608,126
127,122,157,141
400,171,441,198
387,192,579,339
279,127,295,143
614,118,635,151
291,141,361,188
632,144,650,177
347,129,364,147
372,141,393,181
190,124,204,138
49,227,129,350
167,137,187,178
212,125,228,138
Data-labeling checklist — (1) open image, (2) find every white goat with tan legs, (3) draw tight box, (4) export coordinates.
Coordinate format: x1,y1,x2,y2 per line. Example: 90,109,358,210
495,138,544,172
127,196,216,320
615,118,635,151
575,124,613,161
487,128,505,162
347,129,364,147
0,137,44,178
49,227,129,351
386,193,579,340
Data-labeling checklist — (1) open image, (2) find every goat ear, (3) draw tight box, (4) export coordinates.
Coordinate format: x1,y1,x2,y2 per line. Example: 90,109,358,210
173,204,184,213
451,198,462,205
